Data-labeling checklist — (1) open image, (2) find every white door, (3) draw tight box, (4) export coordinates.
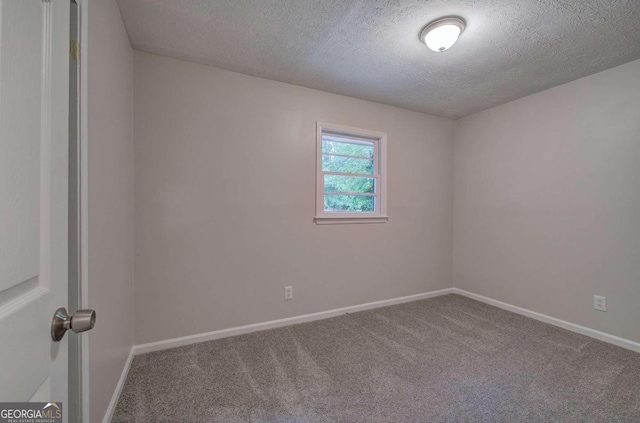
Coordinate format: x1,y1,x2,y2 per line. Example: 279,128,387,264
0,0,71,413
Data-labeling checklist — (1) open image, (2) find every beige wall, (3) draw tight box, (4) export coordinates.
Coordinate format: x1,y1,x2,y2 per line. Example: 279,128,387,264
453,59,640,343
133,51,454,345
86,1,134,422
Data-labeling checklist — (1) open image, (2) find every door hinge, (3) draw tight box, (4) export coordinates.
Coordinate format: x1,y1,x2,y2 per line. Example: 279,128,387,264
70,40,80,61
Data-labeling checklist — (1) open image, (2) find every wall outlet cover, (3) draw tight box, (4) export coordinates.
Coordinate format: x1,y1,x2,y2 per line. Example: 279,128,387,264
284,286,293,300
593,295,606,312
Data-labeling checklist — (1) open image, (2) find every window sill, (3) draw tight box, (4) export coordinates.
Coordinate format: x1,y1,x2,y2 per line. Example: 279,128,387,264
314,216,389,225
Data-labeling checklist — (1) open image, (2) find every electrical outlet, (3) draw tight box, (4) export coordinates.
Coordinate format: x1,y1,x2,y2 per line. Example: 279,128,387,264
284,286,293,300
594,295,606,312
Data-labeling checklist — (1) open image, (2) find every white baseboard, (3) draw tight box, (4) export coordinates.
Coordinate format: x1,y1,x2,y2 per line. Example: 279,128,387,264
452,288,640,353
133,288,454,355
102,346,135,423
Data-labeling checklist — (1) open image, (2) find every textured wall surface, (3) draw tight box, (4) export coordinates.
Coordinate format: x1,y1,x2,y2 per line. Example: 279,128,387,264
86,1,135,422
133,51,453,345
454,59,640,343
117,0,640,118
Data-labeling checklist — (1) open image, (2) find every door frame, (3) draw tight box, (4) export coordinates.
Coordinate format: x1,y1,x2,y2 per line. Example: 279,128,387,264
68,0,90,421
79,0,90,418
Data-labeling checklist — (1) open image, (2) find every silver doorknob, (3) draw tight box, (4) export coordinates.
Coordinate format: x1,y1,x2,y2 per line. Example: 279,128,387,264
51,308,96,342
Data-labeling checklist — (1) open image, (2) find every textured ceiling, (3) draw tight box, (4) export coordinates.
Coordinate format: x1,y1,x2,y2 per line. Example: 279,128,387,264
117,0,640,119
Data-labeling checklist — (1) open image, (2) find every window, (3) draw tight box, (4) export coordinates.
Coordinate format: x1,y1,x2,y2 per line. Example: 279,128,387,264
315,122,388,224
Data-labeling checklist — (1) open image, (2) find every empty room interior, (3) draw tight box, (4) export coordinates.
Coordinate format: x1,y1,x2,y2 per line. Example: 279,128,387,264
2,0,640,422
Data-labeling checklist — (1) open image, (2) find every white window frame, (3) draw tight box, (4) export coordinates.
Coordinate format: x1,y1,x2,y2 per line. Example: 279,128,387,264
315,122,388,225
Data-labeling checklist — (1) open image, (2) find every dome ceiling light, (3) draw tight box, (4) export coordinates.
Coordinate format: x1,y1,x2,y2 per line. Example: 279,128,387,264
420,17,466,52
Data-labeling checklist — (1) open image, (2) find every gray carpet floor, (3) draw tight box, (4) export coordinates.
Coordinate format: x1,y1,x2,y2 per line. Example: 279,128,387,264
112,294,640,422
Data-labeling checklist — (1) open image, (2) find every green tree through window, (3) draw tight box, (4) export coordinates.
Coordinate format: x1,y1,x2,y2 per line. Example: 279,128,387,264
322,136,376,212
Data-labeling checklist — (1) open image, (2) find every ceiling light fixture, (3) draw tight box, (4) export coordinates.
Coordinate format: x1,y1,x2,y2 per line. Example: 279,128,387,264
420,17,466,53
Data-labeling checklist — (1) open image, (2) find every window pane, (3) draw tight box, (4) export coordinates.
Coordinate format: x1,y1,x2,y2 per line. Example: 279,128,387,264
324,175,375,194
324,195,375,213
322,138,375,158
322,154,374,174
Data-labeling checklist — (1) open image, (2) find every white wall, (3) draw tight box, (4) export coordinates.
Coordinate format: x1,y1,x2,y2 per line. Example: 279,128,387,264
133,51,454,345
86,1,134,422
454,59,640,343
